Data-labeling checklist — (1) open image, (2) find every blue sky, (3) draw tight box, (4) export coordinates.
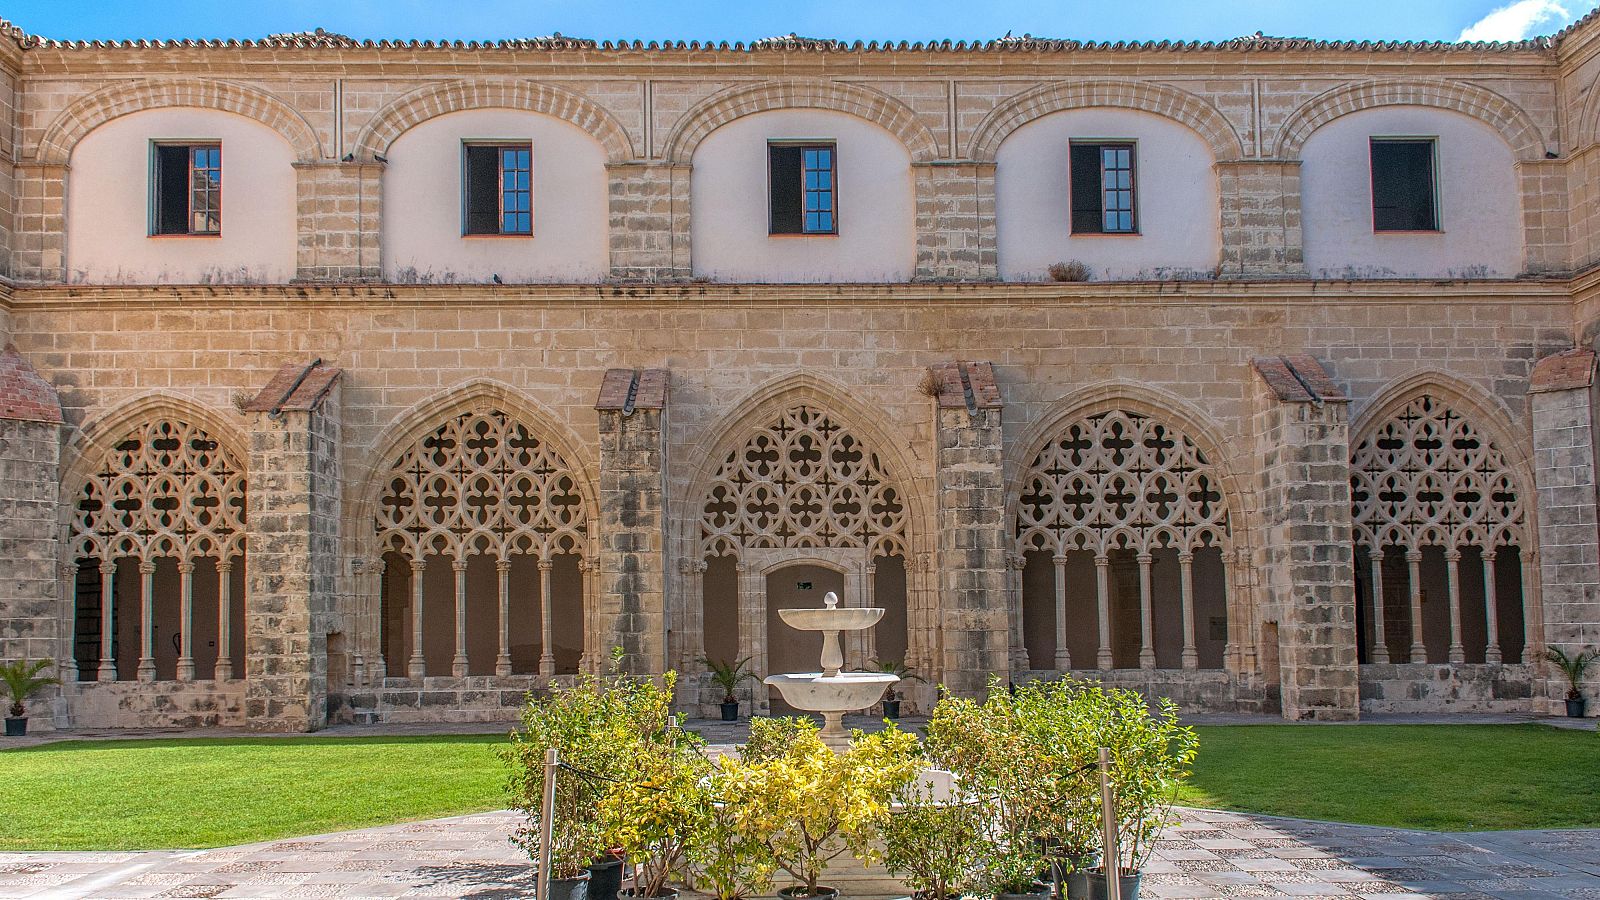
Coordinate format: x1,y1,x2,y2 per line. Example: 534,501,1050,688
0,1,1590,44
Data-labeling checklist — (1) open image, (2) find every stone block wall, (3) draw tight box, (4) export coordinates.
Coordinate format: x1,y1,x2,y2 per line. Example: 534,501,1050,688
596,369,669,674
294,161,381,282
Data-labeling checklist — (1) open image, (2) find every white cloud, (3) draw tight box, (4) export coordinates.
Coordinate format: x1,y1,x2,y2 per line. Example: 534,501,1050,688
1458,0,1571,42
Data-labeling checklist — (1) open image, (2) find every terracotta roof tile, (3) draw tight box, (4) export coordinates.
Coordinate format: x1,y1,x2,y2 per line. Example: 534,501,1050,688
1530,348,1596,393
930,360,1002,410
595,368,669,411
0,344,63,425
243,361,341,413
1252,355,1346,403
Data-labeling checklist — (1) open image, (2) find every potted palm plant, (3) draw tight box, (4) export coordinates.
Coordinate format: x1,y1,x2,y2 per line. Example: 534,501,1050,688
869,659,924,719
1545,646,1598,717
701,656,757,722
2,659,60,737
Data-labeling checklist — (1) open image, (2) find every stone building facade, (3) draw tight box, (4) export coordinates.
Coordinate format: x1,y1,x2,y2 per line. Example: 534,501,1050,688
3,15,1600,730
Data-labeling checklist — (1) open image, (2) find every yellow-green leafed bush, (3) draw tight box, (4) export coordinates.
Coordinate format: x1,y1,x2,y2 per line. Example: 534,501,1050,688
720,717,920,897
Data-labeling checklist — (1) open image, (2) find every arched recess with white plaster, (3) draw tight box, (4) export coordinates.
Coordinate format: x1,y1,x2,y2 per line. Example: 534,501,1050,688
346,379,602,687
380,109,610,283
688,109,916,282
1006,382,1258,682
1299,106,1524,279
1348,371,1539,668
64,108,298,284
993,108,1222,280
675,373,932,712
57,392,250,689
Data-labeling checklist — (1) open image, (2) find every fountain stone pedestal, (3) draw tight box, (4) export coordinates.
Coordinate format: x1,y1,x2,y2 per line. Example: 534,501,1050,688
763,591,898,751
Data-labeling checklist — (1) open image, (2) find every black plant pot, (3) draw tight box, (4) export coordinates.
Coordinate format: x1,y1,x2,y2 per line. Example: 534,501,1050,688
996,883,1052,900
1087,870,1141,900
547,872,591,900
882,698,901,719
720,700,739,722
588,856,624,900
623,889,679,900
777,886,838,900
3,717,25,737
1567,696,1587,718
1061,854,1102,900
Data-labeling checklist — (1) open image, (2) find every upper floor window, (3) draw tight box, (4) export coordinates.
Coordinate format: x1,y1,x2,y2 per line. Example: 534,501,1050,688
152,143,220,236
1070,142,1137,235
464,143,532,236
1370,138,1438,232
769,142,836,235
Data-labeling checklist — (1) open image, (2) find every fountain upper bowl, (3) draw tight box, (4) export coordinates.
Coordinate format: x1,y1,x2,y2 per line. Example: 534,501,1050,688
763,672,898,712
777,607,885,631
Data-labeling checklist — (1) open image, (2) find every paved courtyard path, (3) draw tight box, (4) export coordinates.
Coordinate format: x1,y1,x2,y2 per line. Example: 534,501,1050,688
3,807,1599,900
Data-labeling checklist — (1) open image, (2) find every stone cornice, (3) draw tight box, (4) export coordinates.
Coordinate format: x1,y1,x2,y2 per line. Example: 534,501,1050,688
3,278,1575,312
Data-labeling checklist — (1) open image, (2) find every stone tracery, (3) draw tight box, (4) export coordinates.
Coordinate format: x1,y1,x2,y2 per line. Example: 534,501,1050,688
699,403,908,559
1016,409,1231,671
375,408,588,678
1349,393,1530,664
71,419,248,683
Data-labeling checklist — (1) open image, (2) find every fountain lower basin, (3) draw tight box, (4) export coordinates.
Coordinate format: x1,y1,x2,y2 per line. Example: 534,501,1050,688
763,671,899,712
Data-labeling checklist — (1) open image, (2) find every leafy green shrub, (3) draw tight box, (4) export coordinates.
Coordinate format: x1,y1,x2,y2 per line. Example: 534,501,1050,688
722,717,920,897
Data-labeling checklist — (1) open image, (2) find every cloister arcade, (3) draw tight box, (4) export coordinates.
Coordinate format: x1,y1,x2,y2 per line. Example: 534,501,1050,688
1350,392,1533,666
1014,408,1235,676
68,418,248,684
51,374,1553,724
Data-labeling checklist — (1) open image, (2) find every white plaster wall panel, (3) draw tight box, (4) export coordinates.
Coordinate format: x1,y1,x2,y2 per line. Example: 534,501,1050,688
690,110,915,283
65,108,296,284
1301,106,1523,279
381,109,609,283
995,109,1222,281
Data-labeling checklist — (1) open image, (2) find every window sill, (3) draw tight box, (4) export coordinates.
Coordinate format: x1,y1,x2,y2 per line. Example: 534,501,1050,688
1069,231,1142,238
461,233,535,239
1373,230,1445,235
148,233,222,239
767,232,839,238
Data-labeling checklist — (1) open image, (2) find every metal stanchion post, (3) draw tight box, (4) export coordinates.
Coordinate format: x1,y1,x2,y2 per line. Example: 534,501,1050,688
1099,747,1120,900
539,747,559,900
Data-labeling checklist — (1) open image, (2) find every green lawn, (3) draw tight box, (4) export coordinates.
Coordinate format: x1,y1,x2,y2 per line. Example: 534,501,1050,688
2,724,1596,851
1181,724,1600,831
0,735,511,851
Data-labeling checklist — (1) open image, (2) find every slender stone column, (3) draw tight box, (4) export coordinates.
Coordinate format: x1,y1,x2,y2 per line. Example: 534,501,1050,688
1007,552,1029,672
595,369,670,675
214,560,233,681
496,558,513,676
930,361,1008,695
1095,555,1113,669
1368,551,1390,664
1406,550,1426,663
177,561,196,681
98,561,117,681
137,561,156,682
1052,555,1071,671
1521,550,1539,663
408,559,426,678
1446,549,1466,664
451,558,469,677
1137,552,1156,669
1179,551,1198,670
539,558,556,677
676,559,706,672
1483,550,1502,665
862,562,878,667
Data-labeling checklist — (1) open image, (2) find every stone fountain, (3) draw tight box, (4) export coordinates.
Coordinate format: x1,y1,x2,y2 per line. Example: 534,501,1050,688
764,590,898,751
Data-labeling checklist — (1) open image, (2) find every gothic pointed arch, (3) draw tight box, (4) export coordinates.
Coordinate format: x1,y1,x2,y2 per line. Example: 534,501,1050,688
1348,371,1536,666
661,81,941,163
61,392,250,684
34,79,323,165
967,79,1244,163
1008,382,1247,673
1274,79,1548,162
351,79,635,163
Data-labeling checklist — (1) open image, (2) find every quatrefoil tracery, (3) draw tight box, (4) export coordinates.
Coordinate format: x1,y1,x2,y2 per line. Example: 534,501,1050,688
72,419,247,562
1350,394,1525,551
1016,409,1230,556
376,409,587,560
700,404,908,558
